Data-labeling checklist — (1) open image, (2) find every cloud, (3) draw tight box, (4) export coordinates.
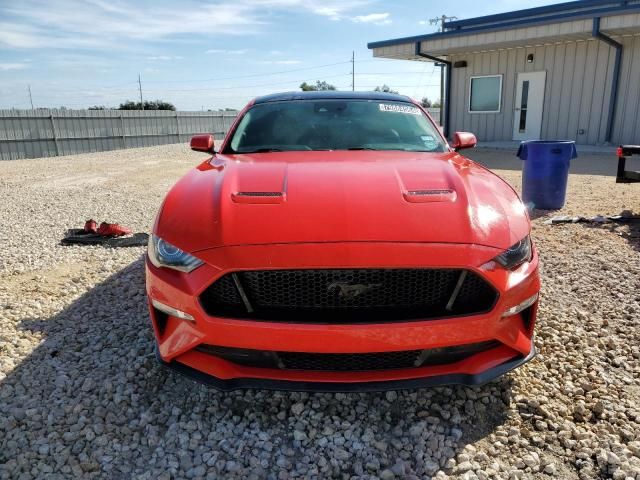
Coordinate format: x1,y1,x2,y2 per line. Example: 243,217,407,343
0,0,374,50
246,0,371,21
0,0,260,49
44,53,115,69
0,63,29,71
147,55,184,61
205,49,249,55
352,12,391,25
258,60,301,65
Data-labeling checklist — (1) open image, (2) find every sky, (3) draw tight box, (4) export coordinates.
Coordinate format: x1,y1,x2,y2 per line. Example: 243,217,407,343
0,0,560,111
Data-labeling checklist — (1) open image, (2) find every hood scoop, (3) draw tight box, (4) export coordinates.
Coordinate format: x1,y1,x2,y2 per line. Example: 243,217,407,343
403,189,457,203
231,191,285,204
395,166,457,204
230,162,288,204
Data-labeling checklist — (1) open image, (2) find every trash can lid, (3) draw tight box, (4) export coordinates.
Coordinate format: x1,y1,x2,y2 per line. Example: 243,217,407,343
517,140,578,160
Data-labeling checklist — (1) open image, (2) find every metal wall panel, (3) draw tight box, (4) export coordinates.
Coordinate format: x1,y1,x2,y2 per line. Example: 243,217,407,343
0,109,238,160
447,37,626,144
612,35,640,145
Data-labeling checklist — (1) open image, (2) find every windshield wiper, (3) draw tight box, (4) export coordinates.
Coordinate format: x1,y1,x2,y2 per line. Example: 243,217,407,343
240,148,284,153
346,147,379,151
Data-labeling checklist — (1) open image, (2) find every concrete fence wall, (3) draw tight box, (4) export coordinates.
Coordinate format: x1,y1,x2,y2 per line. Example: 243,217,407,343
0,107,442,161
0,109,239,160
426,108,441,125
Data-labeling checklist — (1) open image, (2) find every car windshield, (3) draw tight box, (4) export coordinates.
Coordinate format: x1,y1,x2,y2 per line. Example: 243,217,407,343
226,99,447,154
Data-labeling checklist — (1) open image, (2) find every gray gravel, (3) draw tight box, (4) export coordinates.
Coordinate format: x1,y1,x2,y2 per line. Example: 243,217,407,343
1,144,639,479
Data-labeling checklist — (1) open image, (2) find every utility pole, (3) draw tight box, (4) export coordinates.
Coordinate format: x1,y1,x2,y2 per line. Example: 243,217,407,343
28,85,34,110
428,14,457,32
138,73,144,110
428,15,457,127
351,51,355,91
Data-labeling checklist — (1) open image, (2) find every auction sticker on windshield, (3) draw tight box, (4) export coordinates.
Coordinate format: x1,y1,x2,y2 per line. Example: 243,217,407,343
378,104,422,115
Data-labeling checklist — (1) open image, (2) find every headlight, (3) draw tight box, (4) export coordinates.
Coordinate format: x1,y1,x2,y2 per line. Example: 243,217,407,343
494,236,532,270
147,235,204,273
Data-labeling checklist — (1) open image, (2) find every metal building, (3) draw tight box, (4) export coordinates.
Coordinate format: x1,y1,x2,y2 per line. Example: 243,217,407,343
368,0,640,145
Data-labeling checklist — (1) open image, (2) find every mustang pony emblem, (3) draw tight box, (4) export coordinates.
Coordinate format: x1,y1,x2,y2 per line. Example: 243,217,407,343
328,282,382,300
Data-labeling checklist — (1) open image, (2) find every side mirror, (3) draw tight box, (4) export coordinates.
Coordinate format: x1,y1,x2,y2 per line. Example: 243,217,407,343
190,134,215,153
451,132,477,151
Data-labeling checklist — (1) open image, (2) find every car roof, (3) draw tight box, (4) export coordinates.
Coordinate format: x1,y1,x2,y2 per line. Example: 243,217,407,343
253,90,414,104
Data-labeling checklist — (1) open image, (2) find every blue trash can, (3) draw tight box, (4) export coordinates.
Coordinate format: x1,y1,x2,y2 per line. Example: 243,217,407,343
516,140,578,210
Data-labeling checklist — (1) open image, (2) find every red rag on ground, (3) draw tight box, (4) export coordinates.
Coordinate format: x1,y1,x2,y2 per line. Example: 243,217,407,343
97,222,132,237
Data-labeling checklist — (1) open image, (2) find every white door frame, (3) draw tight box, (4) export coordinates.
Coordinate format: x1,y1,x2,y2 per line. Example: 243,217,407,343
513,71,546,141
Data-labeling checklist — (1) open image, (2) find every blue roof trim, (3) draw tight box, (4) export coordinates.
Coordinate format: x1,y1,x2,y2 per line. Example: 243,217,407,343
444,0,621,29
253,91,412,104
367,2,640,50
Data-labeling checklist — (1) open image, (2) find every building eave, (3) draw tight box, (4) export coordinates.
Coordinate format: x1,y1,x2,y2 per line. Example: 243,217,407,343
367,2,640,52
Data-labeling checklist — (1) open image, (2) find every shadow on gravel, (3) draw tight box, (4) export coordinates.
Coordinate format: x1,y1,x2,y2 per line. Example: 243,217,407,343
466,148,639,177
584,211,640,253
1,258,513,478
528,209,556,221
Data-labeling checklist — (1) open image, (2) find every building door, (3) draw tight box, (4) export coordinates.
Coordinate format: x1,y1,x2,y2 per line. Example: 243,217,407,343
513,71,546,141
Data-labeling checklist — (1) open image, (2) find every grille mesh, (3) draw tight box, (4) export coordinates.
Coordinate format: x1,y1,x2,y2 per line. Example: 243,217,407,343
279,350,422,371
195,341,502,372
199,269,497,323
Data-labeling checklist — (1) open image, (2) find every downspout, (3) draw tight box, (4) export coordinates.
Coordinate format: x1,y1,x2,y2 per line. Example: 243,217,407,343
592,17,622,143
415,42,452,138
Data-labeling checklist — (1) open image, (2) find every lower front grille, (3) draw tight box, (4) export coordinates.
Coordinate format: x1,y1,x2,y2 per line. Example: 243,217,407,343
199,268,498,323
279,350,422,371
195,341,501,372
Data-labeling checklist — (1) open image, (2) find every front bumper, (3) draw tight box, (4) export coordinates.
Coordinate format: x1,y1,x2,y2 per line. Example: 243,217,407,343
146,241,540,391
156,341,536,392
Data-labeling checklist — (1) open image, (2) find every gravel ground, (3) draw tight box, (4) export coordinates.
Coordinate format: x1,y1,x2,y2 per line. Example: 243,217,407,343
1,144,639,479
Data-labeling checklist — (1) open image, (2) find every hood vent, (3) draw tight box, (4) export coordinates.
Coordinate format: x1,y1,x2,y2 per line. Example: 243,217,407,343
403,189,457,203
232,191,285,204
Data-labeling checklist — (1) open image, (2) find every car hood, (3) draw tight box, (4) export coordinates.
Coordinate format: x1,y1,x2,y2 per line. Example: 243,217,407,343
156,151,529,252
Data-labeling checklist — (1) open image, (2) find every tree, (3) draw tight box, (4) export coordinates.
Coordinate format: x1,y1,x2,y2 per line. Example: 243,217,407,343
119,101,140,110
420,97,432,108
89,105,108,110
374,85,398,94
432,100,441,108
118,100,176,110
300,81,337,91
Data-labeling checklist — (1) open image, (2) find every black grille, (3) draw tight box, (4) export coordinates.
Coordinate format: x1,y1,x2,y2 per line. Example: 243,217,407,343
407,189,453,195
236,191,282,197
280,350,422,371
199,269,497,323
195,341,502,372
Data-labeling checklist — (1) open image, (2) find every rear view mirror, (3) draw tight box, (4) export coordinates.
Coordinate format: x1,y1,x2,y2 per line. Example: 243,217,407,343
190,134,215,153
451,132,477,151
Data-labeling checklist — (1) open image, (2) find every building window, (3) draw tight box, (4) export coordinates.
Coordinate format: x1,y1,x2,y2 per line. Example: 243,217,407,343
469,75,502,113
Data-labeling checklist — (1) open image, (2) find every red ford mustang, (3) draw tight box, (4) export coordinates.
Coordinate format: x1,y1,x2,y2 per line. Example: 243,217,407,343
146,91,539,391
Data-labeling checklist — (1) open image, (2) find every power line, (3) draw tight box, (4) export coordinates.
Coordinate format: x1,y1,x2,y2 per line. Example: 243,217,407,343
143,61,352,84
355,84,441,88
354,71,440,75
29,71,437,96
426,14,456,124
143,73,351,93
32,72,438,98
9,61,438,97
412,62,430,98
5,56,444,110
